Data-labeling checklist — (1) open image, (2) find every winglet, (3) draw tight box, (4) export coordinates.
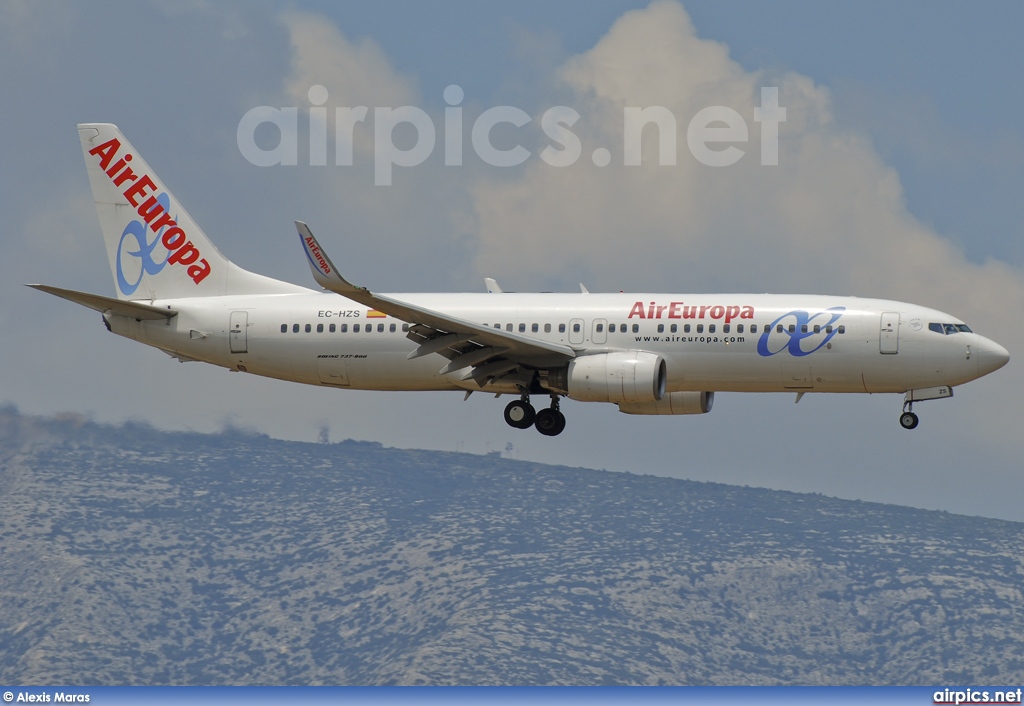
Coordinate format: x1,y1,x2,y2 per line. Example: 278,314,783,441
484,277,502,294
295,221,362,294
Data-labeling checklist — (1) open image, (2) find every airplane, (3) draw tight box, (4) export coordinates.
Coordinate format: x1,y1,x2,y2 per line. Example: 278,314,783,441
30,124,1010,437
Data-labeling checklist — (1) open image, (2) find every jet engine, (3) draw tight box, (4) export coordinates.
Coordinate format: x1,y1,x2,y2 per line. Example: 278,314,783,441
617,391,715,415
557,351,667,403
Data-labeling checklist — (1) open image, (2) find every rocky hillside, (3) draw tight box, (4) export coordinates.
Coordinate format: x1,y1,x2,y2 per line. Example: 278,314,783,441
1,409,1022,684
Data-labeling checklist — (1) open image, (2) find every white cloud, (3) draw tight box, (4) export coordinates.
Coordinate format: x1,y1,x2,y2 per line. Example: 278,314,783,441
282,11,418,160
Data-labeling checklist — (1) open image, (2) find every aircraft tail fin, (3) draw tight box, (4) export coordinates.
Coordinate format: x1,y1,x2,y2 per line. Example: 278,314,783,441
78,123,306,300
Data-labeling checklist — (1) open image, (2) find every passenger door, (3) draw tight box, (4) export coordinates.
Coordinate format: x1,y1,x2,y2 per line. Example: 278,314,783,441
880,312,900,354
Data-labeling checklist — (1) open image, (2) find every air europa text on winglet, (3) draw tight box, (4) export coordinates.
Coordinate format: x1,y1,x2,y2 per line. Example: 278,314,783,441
88,138,211,285
305,236,332,275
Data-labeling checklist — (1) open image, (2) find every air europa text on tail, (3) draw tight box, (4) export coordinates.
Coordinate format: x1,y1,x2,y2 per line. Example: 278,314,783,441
88,138,211,285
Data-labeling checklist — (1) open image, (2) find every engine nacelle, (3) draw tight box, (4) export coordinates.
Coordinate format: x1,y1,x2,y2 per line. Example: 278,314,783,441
565,351,666,403
618,391,715,415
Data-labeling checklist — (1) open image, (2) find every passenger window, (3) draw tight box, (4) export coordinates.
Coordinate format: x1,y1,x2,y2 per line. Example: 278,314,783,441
826,325,833,334
609,324,616,333
317,323,324,333
494,323,500,329
597,323,605,333
632,324,639,333
341,324,348,333
329,323,336,333
402,324,409,332
801,325,807,333
376,324,383,332
532,323,539,333
292,324,299,333
305,324,311,333
737,324,744,333
788,324,795,333
838,325,846,334
506,323,513,332
559,324,566,333
280,324,287,333
750,324,757,333
519,323,526,333
723,324,730,333
670,324,677,333
708,324,716,333
684,324,691,333
544,324,551,333
573,323,581,333
390,323,396,332
353,324,360,332
657,324,664,333
813,325,820,334
777,325,785,333
697,324,704,333
366,324,372,333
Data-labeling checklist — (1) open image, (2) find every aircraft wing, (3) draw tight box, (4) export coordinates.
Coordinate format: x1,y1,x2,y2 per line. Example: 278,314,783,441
295,222,575,380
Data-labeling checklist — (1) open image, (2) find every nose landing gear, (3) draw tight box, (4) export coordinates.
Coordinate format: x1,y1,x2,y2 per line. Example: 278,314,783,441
899,401,919,430
503,393,566,436
898,387,954,429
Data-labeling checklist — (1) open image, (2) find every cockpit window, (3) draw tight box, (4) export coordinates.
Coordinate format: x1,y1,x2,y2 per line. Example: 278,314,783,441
929,322,973,335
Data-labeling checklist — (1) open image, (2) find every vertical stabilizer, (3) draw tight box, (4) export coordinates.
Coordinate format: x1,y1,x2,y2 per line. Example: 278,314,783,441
78,123,305,300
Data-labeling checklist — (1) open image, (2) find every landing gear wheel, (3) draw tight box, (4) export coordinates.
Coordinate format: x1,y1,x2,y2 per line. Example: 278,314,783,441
899,412,919,430
504,400,536,429
535,408,566,436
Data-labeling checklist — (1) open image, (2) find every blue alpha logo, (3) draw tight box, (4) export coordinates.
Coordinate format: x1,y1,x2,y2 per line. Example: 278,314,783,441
115,192,172,296
757,306,846,357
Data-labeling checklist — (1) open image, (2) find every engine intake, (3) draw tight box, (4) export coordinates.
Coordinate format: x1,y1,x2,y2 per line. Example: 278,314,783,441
564,351,667,403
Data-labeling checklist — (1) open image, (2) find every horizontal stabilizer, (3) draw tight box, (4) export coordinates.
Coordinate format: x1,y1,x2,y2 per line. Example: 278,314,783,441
27,284,177,320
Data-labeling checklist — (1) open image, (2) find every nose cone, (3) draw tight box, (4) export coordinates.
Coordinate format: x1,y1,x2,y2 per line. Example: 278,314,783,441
977,337,1010,377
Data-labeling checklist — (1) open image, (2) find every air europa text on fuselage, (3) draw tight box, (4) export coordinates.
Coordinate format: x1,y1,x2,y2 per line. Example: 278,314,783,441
628,301,755,323
88,138,211,285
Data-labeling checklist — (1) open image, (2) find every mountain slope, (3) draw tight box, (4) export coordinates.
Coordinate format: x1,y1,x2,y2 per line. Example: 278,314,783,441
1,409,1022,684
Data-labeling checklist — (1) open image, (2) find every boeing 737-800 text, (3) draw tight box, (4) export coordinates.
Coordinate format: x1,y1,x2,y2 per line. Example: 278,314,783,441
30,124,1010,436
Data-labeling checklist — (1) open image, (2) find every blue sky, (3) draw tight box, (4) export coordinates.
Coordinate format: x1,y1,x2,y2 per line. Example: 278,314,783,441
2,1,1022,520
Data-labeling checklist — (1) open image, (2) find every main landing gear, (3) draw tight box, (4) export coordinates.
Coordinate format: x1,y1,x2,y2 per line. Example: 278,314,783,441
504,394,566,436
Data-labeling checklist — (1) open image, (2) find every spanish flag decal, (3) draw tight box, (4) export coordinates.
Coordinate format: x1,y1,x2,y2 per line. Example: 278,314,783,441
366,309,387,318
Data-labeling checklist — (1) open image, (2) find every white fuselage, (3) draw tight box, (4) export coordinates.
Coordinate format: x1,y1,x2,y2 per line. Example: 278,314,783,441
104,290,1005,397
